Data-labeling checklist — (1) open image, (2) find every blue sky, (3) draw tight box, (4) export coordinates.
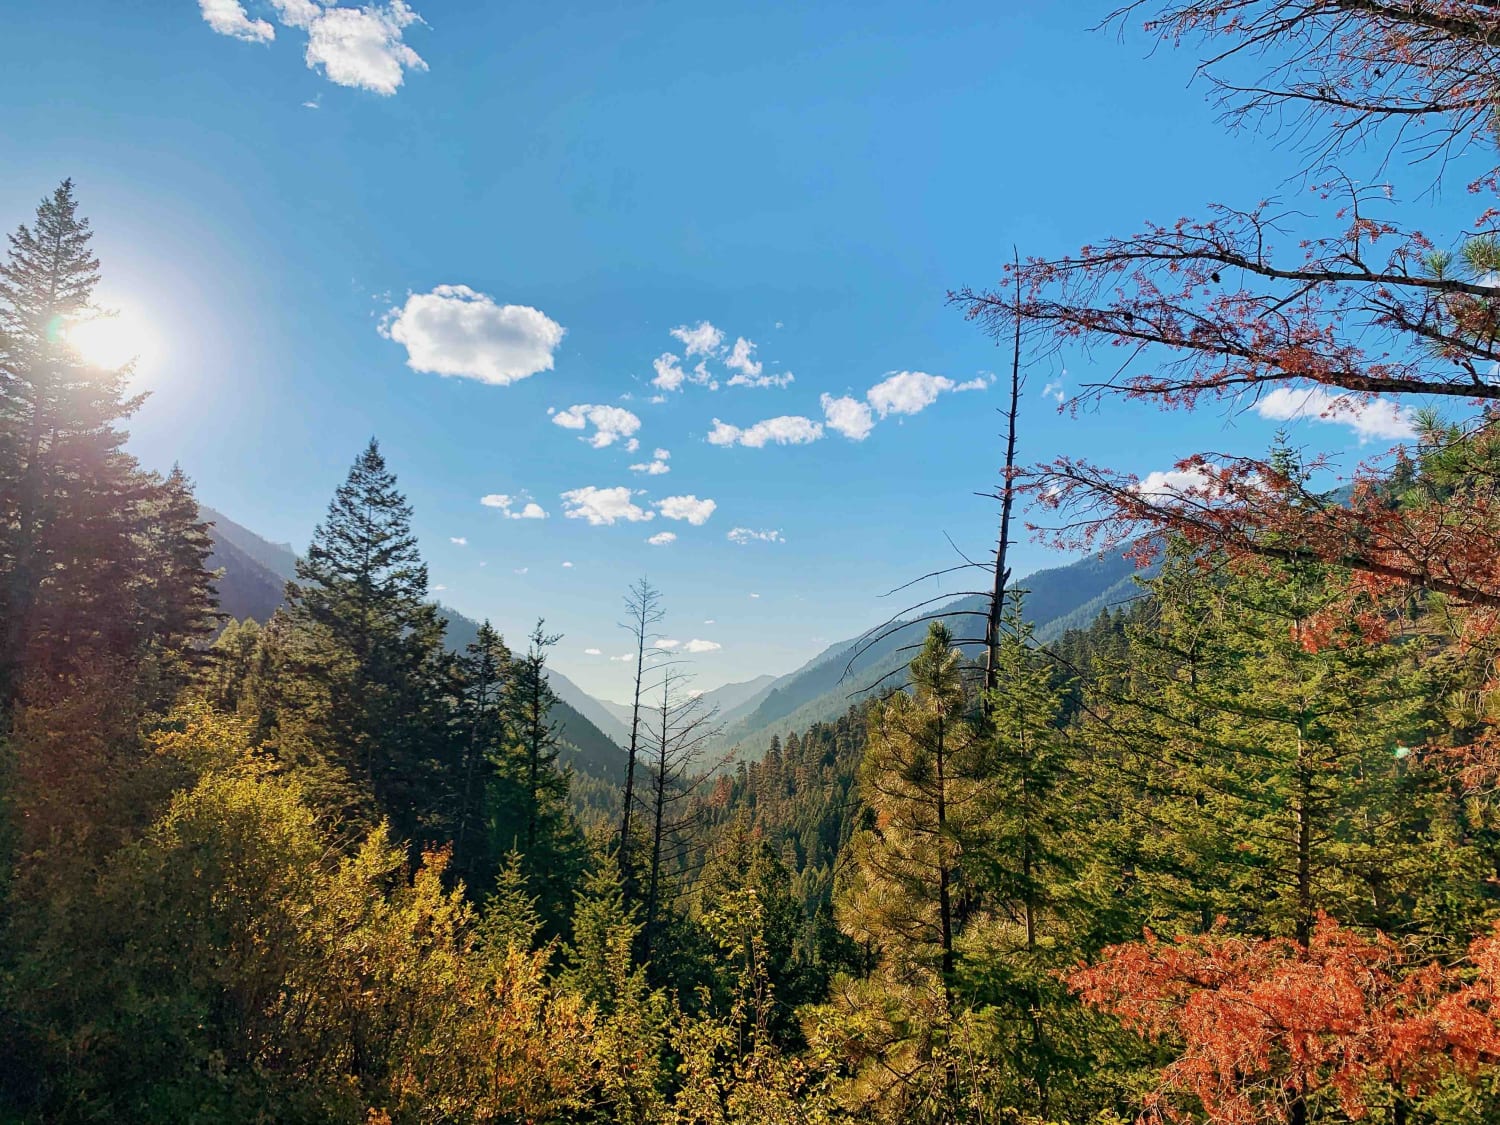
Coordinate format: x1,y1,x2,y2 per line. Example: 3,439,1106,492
2,2,1475,700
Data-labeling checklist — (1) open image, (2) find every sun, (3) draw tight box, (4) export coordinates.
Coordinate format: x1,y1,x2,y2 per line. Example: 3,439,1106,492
64,307,158,370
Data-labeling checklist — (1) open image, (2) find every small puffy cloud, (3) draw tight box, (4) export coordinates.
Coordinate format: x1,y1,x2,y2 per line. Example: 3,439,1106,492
867,370,984,418
552,403,642,449
1041,380,1066,405
728,368,795,389
630,457,671,475
671,321,724,358
449,536,468,546
199,0,274,42
514,567,528,575
382,286,564,385
562,561,574,568
820,393,875,441
625,438,640,453
656,494,717,525
683,639,721,653
303,2,427,94
658,638,683,650
727,527,785,544
609,652,636,662
749,592,761,599
203,0,427,94
704,618,716,624
1135,468,1213,501
653,448,670,460
707,415,823,448
1253,386,1417,442
647,531,677,546
652,353,687,392
724,337,762,380
584,647,602,656
480,494,549,519
561,486,654,526
432,583,447,592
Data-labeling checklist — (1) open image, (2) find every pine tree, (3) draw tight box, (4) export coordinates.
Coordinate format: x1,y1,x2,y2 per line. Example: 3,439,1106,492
281,438,454,843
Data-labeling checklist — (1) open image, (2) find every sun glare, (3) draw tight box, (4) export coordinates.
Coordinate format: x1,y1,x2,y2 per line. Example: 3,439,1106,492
65,308,158,370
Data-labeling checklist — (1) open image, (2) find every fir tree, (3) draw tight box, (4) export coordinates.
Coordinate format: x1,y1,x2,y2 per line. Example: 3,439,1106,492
281,438,454,843
0,181,166,711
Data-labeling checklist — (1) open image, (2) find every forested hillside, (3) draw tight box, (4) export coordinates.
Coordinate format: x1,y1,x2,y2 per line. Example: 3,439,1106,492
16,6,1500,1125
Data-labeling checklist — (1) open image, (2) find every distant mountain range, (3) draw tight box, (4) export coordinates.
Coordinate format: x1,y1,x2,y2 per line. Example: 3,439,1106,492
701,551,1148,762
203,504,1151,777
202,506,629,783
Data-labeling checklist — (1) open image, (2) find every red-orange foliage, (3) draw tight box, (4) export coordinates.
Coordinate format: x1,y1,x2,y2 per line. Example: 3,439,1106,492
1070,916,1500,1124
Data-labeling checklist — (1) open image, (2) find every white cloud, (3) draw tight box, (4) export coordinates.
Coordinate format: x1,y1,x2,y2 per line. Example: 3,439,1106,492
630,457,671,475
203,0,427,94
724,337,762,380
820,393,875,441
1041,379,1066,405
704,618,716,624
727,527,785,544
625,438,639,453
671,321,724,358
707,415,824,448
749,593,761,599
609,652,636,662
683,639,721,653
199,0,274,42
653,447,670,460
652,353,687,392
432,583,447,592
1135,468,1213,501
658,638,683,650
552,403,642,448
449,536,468,546
562,561,574,568
647,531,677,546
656,494,717,525
584,647,602,656
728,368,795,389
867,370,983,418
382,286,564,385
514,567,528,575
1253,386,1417,442
561,486,654,526
480,493,549,519
303,2,426,94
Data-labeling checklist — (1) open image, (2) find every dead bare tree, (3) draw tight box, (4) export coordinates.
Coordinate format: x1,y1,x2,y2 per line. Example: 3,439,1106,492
618,576,664,893
642,668,722,960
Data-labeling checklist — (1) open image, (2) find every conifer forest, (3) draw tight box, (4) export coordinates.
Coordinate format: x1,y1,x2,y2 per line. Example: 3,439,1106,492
16,3,1500,1123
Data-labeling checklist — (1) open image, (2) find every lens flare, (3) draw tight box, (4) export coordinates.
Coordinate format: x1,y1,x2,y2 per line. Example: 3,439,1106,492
64,308,158,370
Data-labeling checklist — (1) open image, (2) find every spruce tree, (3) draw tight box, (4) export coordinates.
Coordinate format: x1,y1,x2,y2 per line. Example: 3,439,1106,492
497,620,584,934
282,438,454,843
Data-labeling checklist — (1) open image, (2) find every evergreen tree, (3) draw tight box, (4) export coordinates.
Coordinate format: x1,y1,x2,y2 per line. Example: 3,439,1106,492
0,181,197,713
281,438,454,843
453,620,510,887
497,620,584,934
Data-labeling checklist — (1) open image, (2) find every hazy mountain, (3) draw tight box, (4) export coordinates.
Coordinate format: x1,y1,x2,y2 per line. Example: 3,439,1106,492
199,505,628,781
708,551,1147,763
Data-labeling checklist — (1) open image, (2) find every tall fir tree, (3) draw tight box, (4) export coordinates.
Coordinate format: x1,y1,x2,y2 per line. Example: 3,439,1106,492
280,438,455,844
0,181,195,714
